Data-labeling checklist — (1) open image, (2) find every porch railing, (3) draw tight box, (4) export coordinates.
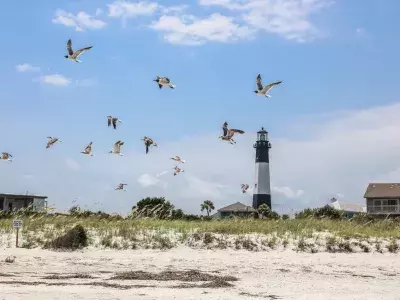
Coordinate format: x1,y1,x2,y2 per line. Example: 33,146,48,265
367,205,400,214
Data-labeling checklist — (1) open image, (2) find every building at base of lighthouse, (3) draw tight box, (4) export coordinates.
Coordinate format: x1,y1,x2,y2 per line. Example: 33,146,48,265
253,127,272,210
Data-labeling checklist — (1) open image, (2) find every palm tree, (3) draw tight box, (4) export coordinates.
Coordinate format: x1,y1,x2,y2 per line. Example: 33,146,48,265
200,200,215,217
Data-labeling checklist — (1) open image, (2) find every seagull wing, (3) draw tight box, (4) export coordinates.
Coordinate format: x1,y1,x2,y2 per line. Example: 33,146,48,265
256,74,263,91
164,77,170,83
114,141,121,152
74,46,93,58
112,118,117,129
261,81,282,94
227,129,245,138
222,122,228,136
107,116,112,127
67,39,74,56
85,142,92,152
145,142,149,154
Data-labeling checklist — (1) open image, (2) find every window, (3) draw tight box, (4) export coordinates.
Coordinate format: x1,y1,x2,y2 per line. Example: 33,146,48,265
373,199,399,213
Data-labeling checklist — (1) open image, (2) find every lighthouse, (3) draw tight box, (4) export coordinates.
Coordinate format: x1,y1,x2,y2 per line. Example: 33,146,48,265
253,127,272,209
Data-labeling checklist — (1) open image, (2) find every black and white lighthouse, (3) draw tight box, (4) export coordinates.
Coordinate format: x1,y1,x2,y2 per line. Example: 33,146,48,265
253,127,272,209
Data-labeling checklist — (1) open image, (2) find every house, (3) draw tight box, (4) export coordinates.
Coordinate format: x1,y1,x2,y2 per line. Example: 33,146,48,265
212,202,256,219
364,183,400,216
327,198,366,217
0,193,48,212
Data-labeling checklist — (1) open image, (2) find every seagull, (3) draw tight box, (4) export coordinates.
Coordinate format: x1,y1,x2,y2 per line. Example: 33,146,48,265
115,183,127,191
254,74,282,97
153,76,176,89
107,116,123,130
219,122,245,145
241,184,250,193
170,155,186,163
141,136,158,154
81,142,94,156
65,39,93,63
173,166,184,176
109,140,124,156
1,152,12,162
46,137,62,149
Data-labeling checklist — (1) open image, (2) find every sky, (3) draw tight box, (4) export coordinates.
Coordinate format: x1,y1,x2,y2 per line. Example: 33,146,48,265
2,0,400,215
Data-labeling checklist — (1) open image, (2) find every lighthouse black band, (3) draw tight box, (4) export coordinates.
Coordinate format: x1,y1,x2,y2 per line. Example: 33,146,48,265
253,194,272,210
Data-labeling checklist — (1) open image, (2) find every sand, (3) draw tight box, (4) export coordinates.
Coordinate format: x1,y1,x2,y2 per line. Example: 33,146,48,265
1,247,400,299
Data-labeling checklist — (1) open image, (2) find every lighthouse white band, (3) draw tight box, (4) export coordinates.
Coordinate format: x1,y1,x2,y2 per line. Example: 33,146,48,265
254,162,271,194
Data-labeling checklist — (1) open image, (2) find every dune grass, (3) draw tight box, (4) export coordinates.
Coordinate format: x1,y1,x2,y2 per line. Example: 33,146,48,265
1,215,399,239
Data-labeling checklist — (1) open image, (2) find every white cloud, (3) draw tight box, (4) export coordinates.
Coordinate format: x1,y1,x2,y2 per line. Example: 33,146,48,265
96,8,104,16
272,185,304,199
65,158,81,171
2,101,400,215
52,9,107,31
150,13,254,45
16,63,40,73
107,0,159,18
40,74,71,86
138,174,167,188
199,0,334,42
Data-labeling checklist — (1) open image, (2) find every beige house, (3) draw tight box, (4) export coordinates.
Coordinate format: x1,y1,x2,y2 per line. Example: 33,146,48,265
0,193,48,212
364,183,400,216
212,202,256,219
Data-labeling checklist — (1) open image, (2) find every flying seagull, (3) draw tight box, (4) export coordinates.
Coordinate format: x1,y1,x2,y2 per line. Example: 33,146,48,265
107,116,123,130
219,122,245,145
173,166,184,176
241,184,250,193
81,142,94,156
109,140,124,156
254,74,282,97
141,136,158,154
170,155,186,163
153,76,176,89
46,137,62,149
65,39,93,63
115,183,127,191
1,152,12,162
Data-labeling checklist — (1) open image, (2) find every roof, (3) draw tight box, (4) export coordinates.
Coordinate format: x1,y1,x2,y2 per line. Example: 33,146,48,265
0,193,47,199
328,199,366,213
218,202,256,213
364,183,400,198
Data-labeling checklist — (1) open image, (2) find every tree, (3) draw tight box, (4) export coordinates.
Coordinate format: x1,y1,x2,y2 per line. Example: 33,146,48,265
200,200,215,217
257,203,271,219
136,197,167,211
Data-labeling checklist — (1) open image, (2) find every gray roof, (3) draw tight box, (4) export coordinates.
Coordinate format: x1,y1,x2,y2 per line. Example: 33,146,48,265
364,183,400,198
0,193,47,199
218,202,256,213
328,199,366,213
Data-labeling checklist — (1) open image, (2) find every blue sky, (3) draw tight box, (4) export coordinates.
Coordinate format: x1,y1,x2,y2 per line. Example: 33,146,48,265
2,0,400,215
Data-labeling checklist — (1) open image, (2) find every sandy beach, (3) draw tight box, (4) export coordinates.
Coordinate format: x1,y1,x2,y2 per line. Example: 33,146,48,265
1,247,400,300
